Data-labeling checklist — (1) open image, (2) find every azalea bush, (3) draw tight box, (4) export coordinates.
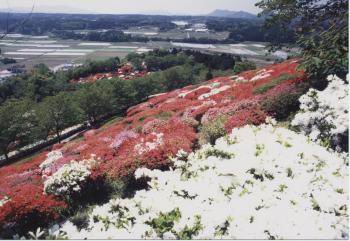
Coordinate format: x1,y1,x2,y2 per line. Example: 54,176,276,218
261,82,308,120
44,158,95,197
58,124,349,239
224,108,267,132
292,75,349,151
0,184,67,237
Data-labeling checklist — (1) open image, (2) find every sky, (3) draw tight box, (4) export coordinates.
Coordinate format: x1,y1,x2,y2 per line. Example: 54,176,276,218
0,0,261,15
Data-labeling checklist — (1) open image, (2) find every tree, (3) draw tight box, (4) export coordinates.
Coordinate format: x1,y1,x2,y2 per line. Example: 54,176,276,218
75,84,114,125
256,0,348,80
36,93,78,143
32,63,51,76
206,70,213,80
233,60,256,74
0,99,34,162
112,80,138,112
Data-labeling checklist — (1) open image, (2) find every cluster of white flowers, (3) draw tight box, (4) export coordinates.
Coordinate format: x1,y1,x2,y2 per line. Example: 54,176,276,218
232,76,248,83
292,75,348,151
58,124,348,239
43,158,95,196
13,225,68,240
178,85,213,99
198,85,231,100
250,69,274,82
135,132,164,155
0,196,10,207
39,150,63,171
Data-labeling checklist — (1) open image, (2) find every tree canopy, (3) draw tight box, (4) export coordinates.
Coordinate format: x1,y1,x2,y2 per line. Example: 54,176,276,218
256,0,348,80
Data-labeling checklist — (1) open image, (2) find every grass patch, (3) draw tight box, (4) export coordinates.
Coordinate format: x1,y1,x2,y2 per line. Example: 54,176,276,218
212,69,236,78
253,73,299,95
199,116,227,145
99,117,123,130
154,111,173,120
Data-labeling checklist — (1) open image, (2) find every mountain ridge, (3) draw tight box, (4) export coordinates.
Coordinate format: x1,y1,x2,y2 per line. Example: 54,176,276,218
208,9,257,19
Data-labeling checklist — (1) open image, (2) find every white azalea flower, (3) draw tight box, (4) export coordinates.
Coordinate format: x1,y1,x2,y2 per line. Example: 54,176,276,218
57,125,348,239
43,158,95,196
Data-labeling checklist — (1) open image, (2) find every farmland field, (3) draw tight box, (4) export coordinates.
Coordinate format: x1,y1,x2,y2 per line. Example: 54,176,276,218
0,35,296,70
122,27,230,40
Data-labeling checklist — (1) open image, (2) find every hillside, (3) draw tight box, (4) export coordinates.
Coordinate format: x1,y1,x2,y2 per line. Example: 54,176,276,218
208,10,257,19
0,60,348,239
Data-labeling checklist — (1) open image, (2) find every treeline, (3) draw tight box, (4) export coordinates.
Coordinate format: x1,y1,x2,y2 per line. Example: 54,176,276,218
206,19,296,43
0,50,251,161
53,30,229,44
0,13,177,36
126,49,239,71
0,12,296,44
52,30,150,43
0,58,120,104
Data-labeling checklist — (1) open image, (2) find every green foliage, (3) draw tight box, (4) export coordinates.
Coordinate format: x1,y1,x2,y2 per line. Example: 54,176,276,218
199,116,227,145
202,147,235,160
214,218,232,237
253,73,299,94
69,210,90,231
0,99,34,161
233,60,256,74
33,63,51,76
299,23,348,80
0,63,72,105
35,92,79,142
256,0,348,79
143,51,189,71
261,84,308,120
175,215,202,239
146,208,181,238
75,83,115,124
69,57,120,80
126,49,237,73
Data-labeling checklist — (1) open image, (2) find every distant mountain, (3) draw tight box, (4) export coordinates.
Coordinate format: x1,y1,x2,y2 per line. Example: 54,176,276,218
208,10,257,19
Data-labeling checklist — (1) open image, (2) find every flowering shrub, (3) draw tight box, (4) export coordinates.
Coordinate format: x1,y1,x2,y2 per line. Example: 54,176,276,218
109,130,138,150
292,75,348,151
103,118,197,178
141,119,166,134
224,108,267,132
182,100,217,120
58,124,348,239
44,159,95,196
201,99,260,124
0,183,67,235
261,82,307,120
39,150,63,171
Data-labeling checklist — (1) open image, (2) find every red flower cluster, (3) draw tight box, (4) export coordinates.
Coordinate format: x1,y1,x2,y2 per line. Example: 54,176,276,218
97,117,196,178
0,183,66,232
225,108,267,132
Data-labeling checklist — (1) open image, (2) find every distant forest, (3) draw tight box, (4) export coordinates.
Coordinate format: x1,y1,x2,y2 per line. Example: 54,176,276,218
0,13,295,43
